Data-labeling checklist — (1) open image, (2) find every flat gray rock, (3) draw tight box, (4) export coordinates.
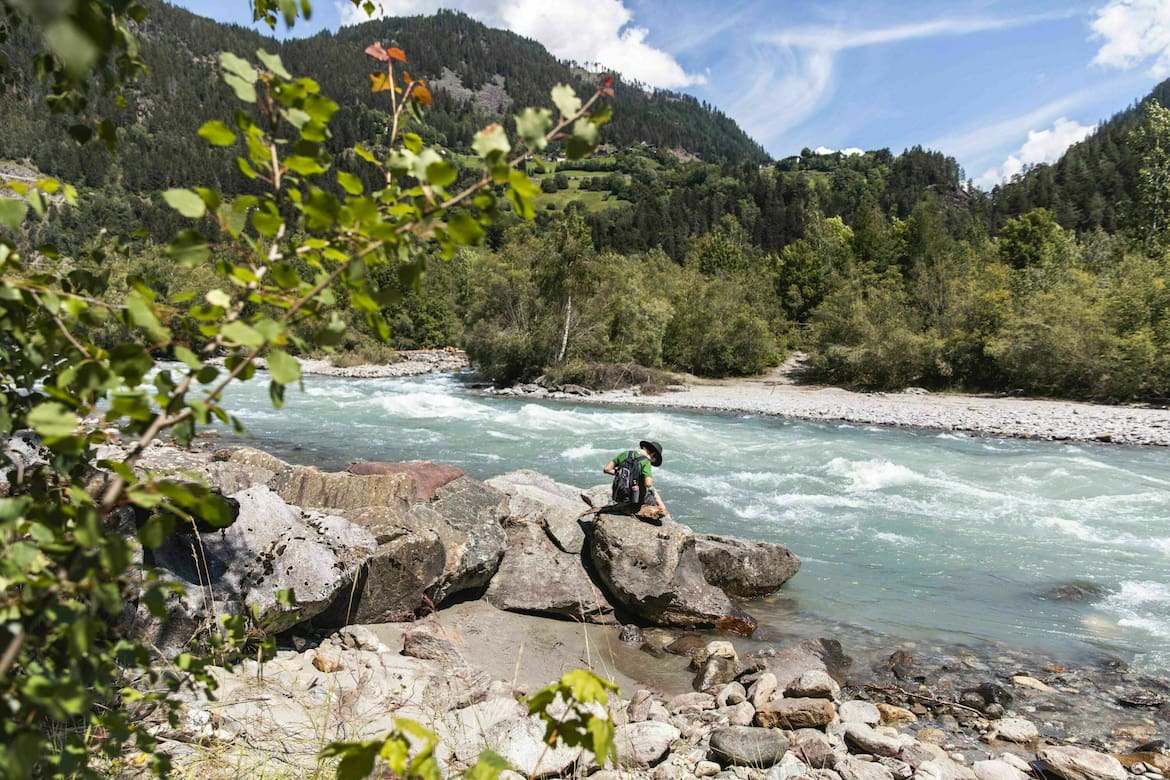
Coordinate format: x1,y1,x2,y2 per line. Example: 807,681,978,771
709,725,789,767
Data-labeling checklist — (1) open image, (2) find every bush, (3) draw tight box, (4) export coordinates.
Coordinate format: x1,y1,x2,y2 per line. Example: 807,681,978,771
663,273,780,376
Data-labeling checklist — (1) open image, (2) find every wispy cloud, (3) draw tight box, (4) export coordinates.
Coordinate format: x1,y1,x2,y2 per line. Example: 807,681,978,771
762,12,1071,52
1092,0,1170,77
335,0,706,88
740,10,1069,151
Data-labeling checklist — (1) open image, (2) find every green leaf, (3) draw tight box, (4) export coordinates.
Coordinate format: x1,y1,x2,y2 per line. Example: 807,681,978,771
162,189,206,219
224,73,257,103
472,123,510,160
198,120,237,147
551,84,582,118
256,49,291,79
463,750,512,780
403,133,423,154
425,159,457,187
219,52,257,81
266,348,301,385
337,171,363,195
447,212,484,245
28,402,78,439
167,229,209,268
221,321,265,348
174,346,201,369
515,107,552,150
0,197,27,230
285,156,326,176
571,116,600,146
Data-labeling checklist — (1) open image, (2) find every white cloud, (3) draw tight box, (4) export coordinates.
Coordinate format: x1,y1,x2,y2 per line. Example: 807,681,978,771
1092,0,1170,77
813,146,863,155
335,0,705,89
974,117,1096,188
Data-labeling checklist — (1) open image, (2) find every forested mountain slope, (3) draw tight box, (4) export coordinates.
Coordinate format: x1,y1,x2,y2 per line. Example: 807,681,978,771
988,78,1170,233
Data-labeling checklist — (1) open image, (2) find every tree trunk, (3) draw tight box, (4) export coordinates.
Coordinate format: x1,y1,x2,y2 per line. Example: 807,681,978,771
558,295,572,363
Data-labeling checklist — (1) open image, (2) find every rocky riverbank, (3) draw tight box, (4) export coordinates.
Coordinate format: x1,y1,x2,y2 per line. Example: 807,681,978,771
97,440,1170,778
276,350,1170,446
479,360,1170,448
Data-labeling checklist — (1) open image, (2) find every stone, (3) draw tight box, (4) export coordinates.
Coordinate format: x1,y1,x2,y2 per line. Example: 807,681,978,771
404,476,510,604
916,728,948,746
1036,746,1127,780
486,470,590,554
844,722,903,758
717,682,748,707
709,726,789,768
346,460,464,500
1115,754,1170,775
790,729,838,769
628,689,655,722
878,757,914,780
973,759,1031,780
441,697,529,763
614,720,681,768
485,520,614,622
696,654,743,693
993,717,1038,744
750,672,779,709
876,703,916,726
129,485,375,657
669,692,717,713
589,514,757,633
490,715,582,777
315,507,446,624
786,669,841,700
836,755,896,780
838,700,881,725
755,698,835,729
694,534,802,598
1010,675,1056,693
696,760,722,777
718,701,756,727
755,638,851,690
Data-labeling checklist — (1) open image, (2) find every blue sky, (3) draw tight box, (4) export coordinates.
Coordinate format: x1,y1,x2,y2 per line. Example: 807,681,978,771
173,0,1170,188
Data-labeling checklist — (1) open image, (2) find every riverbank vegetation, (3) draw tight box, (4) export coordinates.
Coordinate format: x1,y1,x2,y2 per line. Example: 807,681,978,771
4,2,1170,403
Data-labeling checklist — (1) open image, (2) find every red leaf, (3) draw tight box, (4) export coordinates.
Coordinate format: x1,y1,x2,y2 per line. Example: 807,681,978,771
365,42,390,61
388,47,407,63
412,82,433,106
602,74,614,89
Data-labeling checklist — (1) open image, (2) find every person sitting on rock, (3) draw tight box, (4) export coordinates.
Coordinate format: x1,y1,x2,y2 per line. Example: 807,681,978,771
602,440,668,522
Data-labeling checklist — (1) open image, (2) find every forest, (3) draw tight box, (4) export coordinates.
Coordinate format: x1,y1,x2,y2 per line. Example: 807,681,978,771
3,0,1170,401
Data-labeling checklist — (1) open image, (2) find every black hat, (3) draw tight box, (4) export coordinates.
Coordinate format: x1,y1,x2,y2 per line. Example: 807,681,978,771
640,440,663,467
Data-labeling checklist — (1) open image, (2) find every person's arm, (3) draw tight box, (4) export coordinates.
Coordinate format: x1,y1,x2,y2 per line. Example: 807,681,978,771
603,459,615,475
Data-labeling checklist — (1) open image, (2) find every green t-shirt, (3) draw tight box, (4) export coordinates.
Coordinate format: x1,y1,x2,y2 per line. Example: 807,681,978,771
612,451,652,480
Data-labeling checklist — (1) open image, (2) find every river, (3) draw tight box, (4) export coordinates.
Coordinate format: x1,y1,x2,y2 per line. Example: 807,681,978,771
213,370,1170,676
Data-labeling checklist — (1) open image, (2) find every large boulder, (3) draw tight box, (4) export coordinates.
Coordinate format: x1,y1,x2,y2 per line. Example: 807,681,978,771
485,521,615,622
693,534,801,598
588,514,756,633
314,507,447,625
1036,746,1127,780
486,469,592,554
133,485,376,657
402,476,509,604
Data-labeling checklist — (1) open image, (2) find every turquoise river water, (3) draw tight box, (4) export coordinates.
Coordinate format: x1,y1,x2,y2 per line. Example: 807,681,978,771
213,370,1170,675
